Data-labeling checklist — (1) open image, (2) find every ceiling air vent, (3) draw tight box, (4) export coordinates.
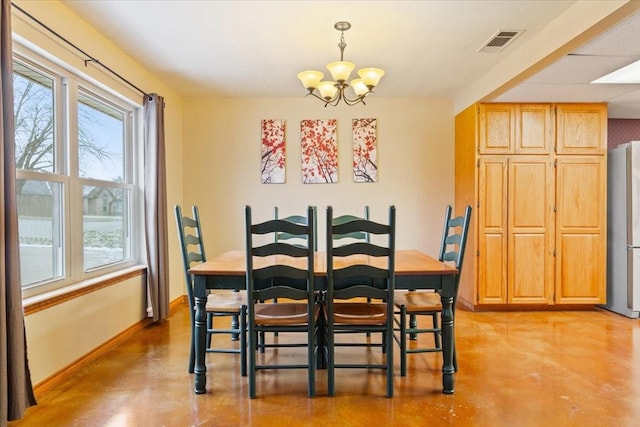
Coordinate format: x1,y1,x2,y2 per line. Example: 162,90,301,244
478,30,524,53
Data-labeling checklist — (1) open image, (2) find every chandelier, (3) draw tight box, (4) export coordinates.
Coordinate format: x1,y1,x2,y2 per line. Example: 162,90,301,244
297,21,384,107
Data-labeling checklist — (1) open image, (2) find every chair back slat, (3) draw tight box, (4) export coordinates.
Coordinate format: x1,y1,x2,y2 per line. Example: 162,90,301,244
274,206,318,250
253,219,308,235
329,285,387,301
331,265,390,280
253,264,310,281
438,204,472,280
331,206,371,242
332,242,390,258
252,242,309,258
186,252,203,266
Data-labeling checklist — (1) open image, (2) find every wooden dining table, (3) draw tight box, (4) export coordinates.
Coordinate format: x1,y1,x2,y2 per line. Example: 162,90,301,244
189,249,459,395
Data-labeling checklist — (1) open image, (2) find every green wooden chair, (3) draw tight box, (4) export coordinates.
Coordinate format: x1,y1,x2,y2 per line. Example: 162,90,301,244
394,204,472,376
274,206,318,250
265,207,318,346
331,206,370,243
324,205,396,397
245,205,319,398
331,206,376,339
174,205,247,376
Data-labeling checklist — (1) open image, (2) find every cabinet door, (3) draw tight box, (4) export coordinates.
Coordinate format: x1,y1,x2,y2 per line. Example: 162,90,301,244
479,104,515,154
508,157,555,303
478,158,508,303
555,104,607,155
515,104,553,155
555,157,606,304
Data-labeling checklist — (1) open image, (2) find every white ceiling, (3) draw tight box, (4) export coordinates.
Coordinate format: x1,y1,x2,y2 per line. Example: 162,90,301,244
493,5,640,118
57,0,640,118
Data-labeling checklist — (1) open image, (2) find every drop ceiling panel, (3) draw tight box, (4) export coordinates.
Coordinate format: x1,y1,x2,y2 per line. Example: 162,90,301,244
525,55,640,84
573,11,640,56
493,83,637,103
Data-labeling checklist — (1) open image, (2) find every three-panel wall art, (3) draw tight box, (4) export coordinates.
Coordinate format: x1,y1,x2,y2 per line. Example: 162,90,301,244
260,118,378,184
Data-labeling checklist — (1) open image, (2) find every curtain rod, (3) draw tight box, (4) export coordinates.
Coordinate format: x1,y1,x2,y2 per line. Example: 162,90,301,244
11,2,150,98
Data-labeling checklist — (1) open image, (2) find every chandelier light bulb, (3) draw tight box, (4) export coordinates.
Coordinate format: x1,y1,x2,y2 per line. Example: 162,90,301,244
317,81,339,100
327,61,355,82
297,70,324,90
350,79,369,96
357,68,385,88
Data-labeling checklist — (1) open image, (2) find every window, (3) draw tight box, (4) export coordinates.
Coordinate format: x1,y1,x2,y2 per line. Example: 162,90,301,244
13,53,140,296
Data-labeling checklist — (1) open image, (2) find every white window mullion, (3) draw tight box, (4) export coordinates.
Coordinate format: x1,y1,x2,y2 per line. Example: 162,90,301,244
66,77,84,283
55,75,68,281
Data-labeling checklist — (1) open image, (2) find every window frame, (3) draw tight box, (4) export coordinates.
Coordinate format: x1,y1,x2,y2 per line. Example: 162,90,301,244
13,47,144,299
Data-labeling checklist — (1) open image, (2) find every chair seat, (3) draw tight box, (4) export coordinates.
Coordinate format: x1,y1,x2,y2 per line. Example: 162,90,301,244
204,290,246,313
332,302,387,325
394,291,442,312
254,302,320,326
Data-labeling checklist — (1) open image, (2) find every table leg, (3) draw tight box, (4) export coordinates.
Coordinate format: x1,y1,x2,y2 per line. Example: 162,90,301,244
193,276,208,394
440,280,455,394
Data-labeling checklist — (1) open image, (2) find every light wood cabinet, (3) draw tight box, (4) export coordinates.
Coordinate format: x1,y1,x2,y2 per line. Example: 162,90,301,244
478,104,553,155
455,103,606,309
477,157,508,304
478,104,515,154
556,104,607,155
555,156,607,303
507,156,555,304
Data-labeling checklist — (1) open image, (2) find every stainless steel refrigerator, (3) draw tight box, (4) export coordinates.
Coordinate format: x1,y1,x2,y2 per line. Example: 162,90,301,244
604,141,640,318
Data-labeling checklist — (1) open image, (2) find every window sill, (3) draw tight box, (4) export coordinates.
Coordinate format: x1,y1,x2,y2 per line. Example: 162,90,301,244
23,265,147,316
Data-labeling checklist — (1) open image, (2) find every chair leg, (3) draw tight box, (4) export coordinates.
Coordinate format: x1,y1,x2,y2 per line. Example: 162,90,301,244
240,306,248,377
366,297,372,337
248,321,257,399
231,313,240,341
409,313,418,340
307,320,316,398
327,323,335,397
273,298,278,337
188,323,196,374
432,312,441,349
386,318,394,398
206,313,213,349
453,345,458,373
452,303,458,372
400,305,407,377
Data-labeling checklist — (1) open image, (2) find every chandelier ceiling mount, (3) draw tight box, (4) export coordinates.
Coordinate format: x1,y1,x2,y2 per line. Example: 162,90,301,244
297,21,384,107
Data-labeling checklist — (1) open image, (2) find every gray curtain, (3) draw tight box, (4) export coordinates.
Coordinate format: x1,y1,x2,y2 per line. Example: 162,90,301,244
143,94,169,322
1,0,37,424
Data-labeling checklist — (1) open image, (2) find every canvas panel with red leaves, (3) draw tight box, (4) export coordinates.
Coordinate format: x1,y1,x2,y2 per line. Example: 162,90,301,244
261,119,286,183
300,119,338,184
352,118,377,182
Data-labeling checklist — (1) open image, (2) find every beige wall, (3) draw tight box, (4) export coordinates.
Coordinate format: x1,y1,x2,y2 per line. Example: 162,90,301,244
12,0,185,385
183,97,455,257
24,276,147,384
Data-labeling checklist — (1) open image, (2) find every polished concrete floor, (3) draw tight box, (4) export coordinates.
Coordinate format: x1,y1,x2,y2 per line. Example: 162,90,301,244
9,303,640,426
